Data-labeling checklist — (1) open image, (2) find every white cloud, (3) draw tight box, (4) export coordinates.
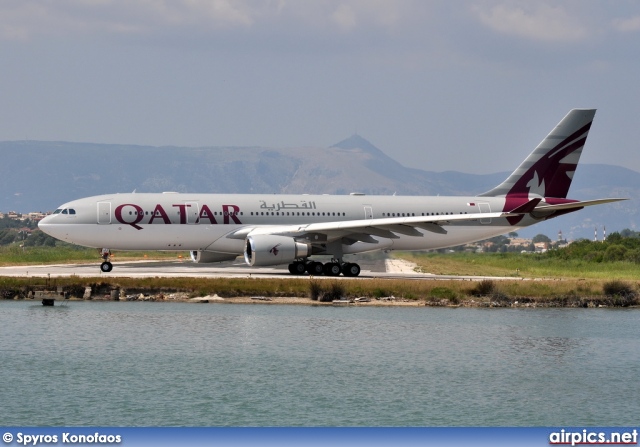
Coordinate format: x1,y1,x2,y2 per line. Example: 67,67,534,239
0,0,418,41
332,4,358,31
472,2,589,43
181,0,256,27
0,0,262,40
612,15,640,33
328,0,406,31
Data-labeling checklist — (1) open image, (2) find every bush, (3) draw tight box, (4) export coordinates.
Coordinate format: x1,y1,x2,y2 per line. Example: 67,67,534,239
429,287,458,301
469,279,495,297
372,287,390,298
0,287,21,299
63,283,87,298
491,291,511,304
309,281,346,302
602,279,636,299
322,282,345,302
309,281,322,301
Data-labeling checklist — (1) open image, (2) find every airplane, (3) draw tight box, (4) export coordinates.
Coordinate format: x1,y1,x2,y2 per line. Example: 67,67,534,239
38,109,626,276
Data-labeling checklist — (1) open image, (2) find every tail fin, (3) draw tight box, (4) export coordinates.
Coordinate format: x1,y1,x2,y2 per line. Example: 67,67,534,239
479,109,596,199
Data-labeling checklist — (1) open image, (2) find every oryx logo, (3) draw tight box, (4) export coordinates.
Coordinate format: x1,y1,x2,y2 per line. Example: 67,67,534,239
526,171,546,199
269,244,281,256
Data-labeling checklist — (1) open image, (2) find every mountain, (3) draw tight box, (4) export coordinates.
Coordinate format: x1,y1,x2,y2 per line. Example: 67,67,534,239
0,137,636,240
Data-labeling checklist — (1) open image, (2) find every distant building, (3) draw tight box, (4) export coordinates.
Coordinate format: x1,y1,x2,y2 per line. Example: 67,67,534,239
27,212,47,221
509,238,532,247
534,242,549,253
0,210,47,221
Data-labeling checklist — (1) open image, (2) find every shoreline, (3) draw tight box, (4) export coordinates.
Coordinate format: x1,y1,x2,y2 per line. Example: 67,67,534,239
8,294,637,308
2,266,638,307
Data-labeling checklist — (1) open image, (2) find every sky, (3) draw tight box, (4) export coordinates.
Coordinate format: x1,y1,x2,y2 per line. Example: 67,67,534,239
1,0,639,174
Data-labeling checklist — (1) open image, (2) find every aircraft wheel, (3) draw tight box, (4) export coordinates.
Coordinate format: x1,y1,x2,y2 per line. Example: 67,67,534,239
342,263,361,277
306,261,324,276
100,261,113,273
289,262,307,275
323,262,341,276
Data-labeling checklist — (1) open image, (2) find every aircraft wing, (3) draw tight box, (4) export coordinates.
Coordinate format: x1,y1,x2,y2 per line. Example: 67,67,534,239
226,197,627,244
227,210,515,243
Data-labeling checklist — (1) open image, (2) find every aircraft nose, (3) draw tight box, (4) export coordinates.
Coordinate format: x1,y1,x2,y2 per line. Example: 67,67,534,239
38,214,60,238
38,214,49,225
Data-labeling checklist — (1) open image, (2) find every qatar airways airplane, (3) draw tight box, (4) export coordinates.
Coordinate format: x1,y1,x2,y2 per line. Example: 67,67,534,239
38,109,624,276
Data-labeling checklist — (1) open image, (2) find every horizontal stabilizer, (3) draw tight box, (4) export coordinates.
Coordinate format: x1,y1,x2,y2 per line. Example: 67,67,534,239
534,198,627,212
509,198,542,214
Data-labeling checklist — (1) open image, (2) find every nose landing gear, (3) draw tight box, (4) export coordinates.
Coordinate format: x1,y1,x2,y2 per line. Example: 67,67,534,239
100,248,113,272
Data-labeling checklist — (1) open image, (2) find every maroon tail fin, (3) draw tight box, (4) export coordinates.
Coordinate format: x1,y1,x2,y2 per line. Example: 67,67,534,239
480,109,596,200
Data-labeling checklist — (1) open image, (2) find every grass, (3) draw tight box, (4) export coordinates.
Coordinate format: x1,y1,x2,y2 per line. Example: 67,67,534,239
2,275,636,304
0,244,189,266
1,246,639,306
395,251,640,280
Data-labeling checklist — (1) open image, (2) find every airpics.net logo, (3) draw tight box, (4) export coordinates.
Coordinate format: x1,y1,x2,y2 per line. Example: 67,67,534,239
549,429,638,446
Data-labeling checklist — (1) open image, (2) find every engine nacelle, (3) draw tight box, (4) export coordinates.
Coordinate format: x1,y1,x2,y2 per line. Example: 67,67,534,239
244,235,310,266
190,250,238,263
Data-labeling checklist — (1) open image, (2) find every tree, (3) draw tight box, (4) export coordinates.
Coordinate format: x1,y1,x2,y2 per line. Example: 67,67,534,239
620,229,640,238
603,245,627,262
532,234,551,243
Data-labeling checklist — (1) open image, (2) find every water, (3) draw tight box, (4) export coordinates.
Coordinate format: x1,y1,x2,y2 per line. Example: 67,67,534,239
1,301,638,426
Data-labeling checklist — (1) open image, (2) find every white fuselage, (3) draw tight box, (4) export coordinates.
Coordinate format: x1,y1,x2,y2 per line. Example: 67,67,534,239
38,192,532,257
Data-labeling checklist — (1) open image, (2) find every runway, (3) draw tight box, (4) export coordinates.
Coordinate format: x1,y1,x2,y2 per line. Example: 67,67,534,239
0,259,400,279
0,258,516,281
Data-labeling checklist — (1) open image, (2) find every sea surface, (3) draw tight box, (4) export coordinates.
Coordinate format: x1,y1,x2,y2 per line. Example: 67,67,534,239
1,300,638,426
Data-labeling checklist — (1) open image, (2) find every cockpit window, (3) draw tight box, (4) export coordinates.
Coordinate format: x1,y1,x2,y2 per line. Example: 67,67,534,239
62,209,68,214
53,209,62,214
69,209,76,215
59,208,76,215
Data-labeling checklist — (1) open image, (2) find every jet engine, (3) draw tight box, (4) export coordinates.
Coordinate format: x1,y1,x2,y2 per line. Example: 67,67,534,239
244,235,310,266
190,250,239,263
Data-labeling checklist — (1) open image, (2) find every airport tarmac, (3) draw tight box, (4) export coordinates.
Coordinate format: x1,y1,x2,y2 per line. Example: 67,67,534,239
0,259,403,279
0,258,516,281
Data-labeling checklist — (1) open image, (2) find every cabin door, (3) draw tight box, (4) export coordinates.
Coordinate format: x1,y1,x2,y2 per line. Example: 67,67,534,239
186,202,200,224
478,203,491,224
97,202,111,224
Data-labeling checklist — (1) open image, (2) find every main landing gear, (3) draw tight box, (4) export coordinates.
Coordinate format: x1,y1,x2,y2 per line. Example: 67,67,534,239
100,248,113,273
287,260,361,277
